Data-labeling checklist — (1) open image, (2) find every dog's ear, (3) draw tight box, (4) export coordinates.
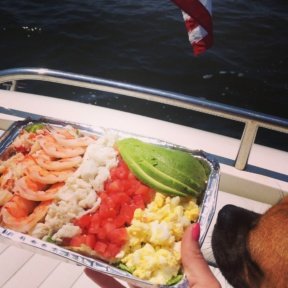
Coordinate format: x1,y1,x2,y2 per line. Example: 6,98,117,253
212,205,262,288
248,196,288,288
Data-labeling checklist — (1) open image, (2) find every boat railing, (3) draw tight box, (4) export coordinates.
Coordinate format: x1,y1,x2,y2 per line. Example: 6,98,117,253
0,67,287,171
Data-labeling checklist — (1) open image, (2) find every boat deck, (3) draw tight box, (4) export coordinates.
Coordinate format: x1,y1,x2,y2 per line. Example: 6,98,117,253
0,86,287,288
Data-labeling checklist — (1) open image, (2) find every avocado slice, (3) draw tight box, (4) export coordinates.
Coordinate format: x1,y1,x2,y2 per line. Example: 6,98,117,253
116,138,209,197
120,151,187,196
139,145,207,192
137,159,200,196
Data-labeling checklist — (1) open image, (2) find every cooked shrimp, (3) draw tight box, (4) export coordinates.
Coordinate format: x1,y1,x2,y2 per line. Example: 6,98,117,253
25,164,74,184
0,154,32,190
1,195,51,233
0,164,5,174
48,126,96,147
37,135,86,158
0,171,14,190
14,176,46,193
0,189,13,205
0,155,36,188
32,150,82,171
14,177,64,201
18,155,37,173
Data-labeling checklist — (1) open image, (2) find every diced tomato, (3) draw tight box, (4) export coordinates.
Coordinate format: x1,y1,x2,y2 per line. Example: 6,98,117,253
114,164,129,179
135,185,154,204
104,243,121,259
85,234,96,249
107,228,127,245
109,192,130,208
69,156,155,260
114,215,126,228
70,235,87,247
109,167,118,180
98,203,117,219
90,213,101,227
133,194,145,210
69,234,96,249
127,171,137,181
99,191,108,201
102,221,116,236
94,241,108,254
73,214,93,230
119,202,135,225
105,179,123,194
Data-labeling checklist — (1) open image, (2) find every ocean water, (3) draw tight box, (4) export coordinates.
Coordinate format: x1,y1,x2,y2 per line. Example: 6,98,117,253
0,0,287,149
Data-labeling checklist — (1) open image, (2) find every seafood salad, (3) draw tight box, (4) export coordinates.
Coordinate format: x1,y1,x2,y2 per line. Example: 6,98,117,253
0,122,210,285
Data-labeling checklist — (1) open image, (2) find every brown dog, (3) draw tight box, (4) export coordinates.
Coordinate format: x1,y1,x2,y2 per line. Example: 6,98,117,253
212,196,288,288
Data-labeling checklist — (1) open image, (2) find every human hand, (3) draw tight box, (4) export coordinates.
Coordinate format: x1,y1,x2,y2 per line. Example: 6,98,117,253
84,223,221,288
181,223,221,288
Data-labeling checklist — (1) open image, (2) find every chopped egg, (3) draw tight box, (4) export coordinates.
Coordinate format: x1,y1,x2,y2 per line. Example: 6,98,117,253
119,192,199,285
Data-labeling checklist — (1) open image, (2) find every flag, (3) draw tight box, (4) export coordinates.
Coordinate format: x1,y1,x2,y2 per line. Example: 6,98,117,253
171,0,213,56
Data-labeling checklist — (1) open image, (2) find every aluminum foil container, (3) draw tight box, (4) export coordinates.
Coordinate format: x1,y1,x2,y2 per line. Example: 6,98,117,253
0,117,220,288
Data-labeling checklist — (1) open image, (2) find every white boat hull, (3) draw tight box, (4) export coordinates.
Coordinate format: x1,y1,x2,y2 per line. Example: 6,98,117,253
0,86,287,288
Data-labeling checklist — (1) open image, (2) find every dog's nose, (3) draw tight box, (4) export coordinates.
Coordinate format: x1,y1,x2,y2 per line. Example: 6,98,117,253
216,204,244,229
218,204,237,217
216,204,260,230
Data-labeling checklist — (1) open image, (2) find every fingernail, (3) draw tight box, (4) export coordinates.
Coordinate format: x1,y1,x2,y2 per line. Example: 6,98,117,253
191,222,200,241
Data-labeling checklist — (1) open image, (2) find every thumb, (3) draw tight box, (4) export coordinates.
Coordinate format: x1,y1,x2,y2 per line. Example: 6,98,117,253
181,223,221,288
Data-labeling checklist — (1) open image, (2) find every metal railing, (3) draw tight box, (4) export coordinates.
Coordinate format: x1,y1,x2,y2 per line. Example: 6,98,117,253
0,67,287,170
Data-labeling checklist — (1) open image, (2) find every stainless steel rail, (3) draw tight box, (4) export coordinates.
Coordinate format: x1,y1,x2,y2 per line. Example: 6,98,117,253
0,67,287,170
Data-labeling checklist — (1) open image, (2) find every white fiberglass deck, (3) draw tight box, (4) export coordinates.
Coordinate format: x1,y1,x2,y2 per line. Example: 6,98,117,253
0,90,287,288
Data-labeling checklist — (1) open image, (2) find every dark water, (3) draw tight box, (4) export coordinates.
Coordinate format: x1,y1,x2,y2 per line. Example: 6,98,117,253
0,0,287,150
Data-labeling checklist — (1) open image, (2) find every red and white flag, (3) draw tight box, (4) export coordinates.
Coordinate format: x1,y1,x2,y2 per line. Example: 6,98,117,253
171,0,213,56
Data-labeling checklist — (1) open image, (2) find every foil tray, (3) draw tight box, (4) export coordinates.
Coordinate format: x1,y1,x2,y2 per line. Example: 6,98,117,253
0,117,220,288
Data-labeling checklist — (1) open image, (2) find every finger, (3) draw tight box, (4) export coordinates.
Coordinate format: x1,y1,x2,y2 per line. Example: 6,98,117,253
181,224,221,287
84,268,128,288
